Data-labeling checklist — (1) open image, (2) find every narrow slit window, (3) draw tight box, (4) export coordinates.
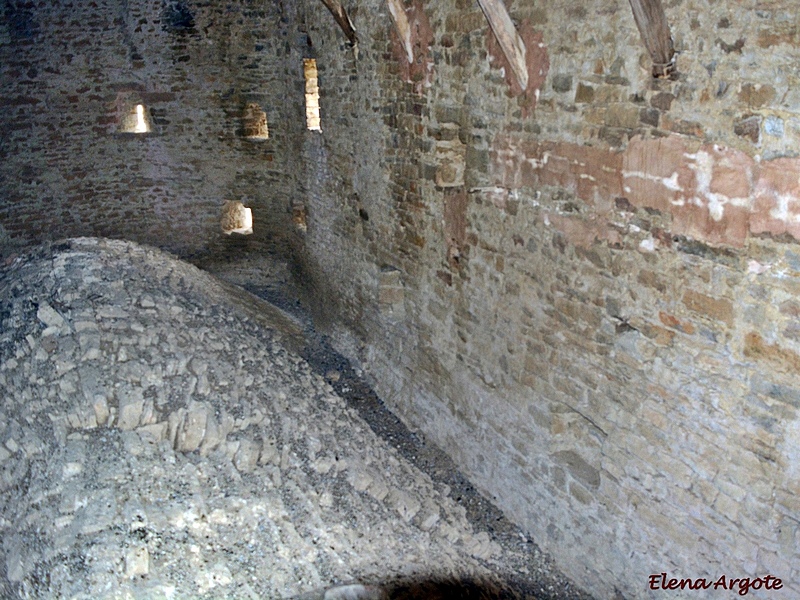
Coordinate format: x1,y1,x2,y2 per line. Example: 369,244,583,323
303,58,321,131
119,101,152,134
135,105,150,132
243,102,269,139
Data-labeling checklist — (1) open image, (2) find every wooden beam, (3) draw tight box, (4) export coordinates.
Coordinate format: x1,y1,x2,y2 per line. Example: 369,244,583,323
319,0,357,46
628,0,675,78
386,0,413,63
476,0,528,91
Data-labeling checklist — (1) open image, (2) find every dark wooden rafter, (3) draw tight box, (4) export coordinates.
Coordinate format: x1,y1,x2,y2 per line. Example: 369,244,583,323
628,0,675,78
318,0,358,46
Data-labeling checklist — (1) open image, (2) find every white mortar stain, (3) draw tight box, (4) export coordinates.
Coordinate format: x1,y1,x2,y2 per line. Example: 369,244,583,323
768,192,800,223
622,170,682,191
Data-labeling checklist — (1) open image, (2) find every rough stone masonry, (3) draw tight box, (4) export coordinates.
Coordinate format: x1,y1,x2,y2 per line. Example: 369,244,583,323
1,0,800,599
294,1,800,598
0,237,591,599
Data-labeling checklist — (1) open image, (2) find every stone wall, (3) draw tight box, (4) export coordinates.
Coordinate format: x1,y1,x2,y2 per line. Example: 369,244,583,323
296,0,800,598
2,0,799,597
0,0,306,257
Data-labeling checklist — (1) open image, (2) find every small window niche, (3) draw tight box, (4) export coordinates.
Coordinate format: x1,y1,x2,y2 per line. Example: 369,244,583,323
303,58,321,131
119,101,152,134
242,102,269,140
220,200,253,235
292,203,308,233
113,87,155,135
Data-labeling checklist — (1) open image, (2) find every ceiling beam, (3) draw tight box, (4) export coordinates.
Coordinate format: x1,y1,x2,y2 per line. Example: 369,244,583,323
476,0,528,91
628,0,675,78
386,0,414,63
319,0,358,46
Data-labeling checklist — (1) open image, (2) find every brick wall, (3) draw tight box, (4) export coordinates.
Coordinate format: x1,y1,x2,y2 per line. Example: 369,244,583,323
296,0,800,598
0,0,305,258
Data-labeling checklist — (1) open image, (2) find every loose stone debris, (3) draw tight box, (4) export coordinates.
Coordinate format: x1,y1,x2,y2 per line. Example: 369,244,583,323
0,238,592,600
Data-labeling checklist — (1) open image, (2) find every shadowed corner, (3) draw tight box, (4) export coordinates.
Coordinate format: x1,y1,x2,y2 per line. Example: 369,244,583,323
297,574,566,600
384,576,511,600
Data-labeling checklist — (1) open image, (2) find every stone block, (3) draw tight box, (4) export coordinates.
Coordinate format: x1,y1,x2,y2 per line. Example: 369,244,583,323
175,401,209,452
639,107,659,127
37,302,66,330
738,83,776,108
568,481,594,504
387,487,421,522
117,388,145,431
575,82,594,103
658,311,696,335
605,104,640,129
662,116,705,138
650,92,674,111
552,74,573,93
233,438,260,473
682,291,733,326
744,332,800,374
465,146,489,173
734,114,761,143
125,545,150,578
551,450,600,489
634,320,675,346
435,137,466,187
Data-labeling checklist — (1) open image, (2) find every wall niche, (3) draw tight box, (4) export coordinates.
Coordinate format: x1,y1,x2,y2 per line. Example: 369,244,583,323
242,102,269,140
114,88,153,135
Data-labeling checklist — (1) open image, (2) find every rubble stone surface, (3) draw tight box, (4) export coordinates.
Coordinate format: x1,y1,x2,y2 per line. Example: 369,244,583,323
0,238,589,600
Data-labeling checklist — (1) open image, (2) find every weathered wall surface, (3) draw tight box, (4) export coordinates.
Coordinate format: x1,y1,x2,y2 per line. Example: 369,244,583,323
297,0,800,597
0,0,305,257
3,0,799,597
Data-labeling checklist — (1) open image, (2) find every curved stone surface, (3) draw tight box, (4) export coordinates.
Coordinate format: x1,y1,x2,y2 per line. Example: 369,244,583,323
0,238,518,599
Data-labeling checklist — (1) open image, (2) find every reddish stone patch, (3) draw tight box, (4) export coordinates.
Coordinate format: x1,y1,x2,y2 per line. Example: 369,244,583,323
672,144,753,247
681,291,733,327
658,311,696,335
633,320,675,346
672,199,750,248
492,131,800,248
661,115,705,138
751,157,800,240
623,137,752,246
757,25,800,48
490,133,535,189
744,331,800,374
621,135,697,214
486,20,549,117
491,135,621,206
443,188,468,269
539,142,622,207
389,0,435,94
